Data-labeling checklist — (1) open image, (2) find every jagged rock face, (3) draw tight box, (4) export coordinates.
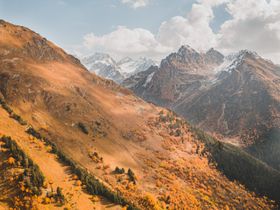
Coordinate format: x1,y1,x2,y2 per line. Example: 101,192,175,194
123,45,224,107
124,47,280,146
205,48,224,64
175,52,280,144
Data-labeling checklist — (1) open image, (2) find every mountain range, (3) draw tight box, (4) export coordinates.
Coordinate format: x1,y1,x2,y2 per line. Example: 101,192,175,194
0,20,280,209
81,53,156,83
123,45,280,171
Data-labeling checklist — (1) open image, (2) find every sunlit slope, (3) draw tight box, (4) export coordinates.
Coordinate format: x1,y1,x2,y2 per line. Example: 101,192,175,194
0,19,278,209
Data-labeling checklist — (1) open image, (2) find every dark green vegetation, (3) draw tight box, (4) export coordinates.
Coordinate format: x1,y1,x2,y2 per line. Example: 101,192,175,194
114,167,125,174
128,168,137,184
0,98,27,125
1,135,44,195
46,186,66,206
247,128,280,171
56,187,65,205
192,127,280,204
77,122,89,135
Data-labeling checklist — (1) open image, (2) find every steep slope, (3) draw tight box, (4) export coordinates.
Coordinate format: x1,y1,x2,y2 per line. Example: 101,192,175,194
0,20,279,209
247,128,280,170
0,106,120,209
174,51,280,144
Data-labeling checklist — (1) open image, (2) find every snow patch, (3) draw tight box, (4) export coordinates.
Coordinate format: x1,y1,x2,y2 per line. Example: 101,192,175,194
143,72,155,87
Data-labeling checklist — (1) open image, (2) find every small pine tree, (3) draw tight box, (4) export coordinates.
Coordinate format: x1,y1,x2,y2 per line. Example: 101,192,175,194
127,168,136,183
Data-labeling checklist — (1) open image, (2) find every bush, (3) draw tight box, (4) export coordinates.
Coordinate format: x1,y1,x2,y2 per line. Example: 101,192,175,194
26,127,43,140
10,113,27,125
115,167,125,174
56,187,65,205
0,98,13,114
0,98,27,125
77,122,89,134
128,168,136,184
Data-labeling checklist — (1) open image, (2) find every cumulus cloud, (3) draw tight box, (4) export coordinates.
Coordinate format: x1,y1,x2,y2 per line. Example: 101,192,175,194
81,0,280,64
121,0,150,9
157,2,217,51
197,0,229,7
83,26,170,59
217,0,280,62
82,1,219,59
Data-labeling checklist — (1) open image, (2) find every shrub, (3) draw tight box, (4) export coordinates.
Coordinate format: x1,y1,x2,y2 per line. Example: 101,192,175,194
115,167,125,174
10,113,27,125
56,187,65,205
0,98,27,125
77,122,89,134
128,168,136,184
0,98,13,114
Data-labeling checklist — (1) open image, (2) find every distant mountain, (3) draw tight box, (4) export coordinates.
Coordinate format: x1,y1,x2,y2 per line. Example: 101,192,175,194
123,45,280,170
81,53,156,83
81,53,124,83
118,56,156,78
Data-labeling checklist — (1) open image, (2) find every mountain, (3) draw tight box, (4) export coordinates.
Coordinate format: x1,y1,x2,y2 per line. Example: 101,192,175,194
81,53,156,83
81,53,124,83
117,56,157,78
0,20,280,209
122,45,224,106
123,45,280,171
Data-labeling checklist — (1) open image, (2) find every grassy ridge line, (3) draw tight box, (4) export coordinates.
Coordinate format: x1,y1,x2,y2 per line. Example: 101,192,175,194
0,97,139,210
191,126,280,204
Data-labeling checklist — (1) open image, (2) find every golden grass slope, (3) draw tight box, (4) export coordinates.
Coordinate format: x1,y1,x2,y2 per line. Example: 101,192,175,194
0,107,121,210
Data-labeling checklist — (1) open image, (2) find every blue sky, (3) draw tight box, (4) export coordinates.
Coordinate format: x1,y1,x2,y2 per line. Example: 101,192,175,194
0,0,279,63
0,0,229,51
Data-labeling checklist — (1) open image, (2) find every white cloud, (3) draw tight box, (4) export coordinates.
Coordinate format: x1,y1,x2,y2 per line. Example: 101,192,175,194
82,1,220,59
80,0,280,64
197,0,229,7
83,26,170,59
217,0,280,63
157,3,217,51
121,0,150,9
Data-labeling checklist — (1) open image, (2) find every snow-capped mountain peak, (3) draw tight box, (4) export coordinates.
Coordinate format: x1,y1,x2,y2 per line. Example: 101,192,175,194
117,57,157,77
82,53,116,68
81,53,124,83
214,49,260,74
81,53,157,83
117,57,133,65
